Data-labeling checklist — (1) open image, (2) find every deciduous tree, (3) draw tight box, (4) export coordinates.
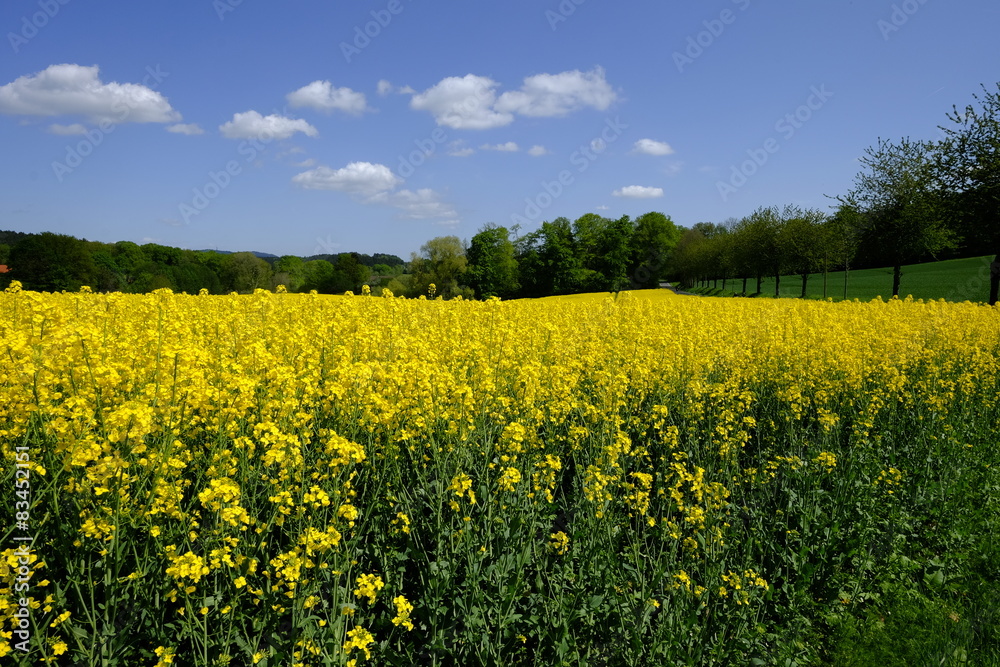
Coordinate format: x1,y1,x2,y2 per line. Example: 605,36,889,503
841,137,957,297
935,83,1000,304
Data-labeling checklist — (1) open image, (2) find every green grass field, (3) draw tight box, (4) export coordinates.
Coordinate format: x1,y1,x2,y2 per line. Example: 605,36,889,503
691,255,996,303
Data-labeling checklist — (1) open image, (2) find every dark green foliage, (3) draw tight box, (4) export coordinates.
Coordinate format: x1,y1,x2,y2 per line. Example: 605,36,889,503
627,212,681,289
0,230,401,295
841,137,958,296
466,224,519,298
935,82,1000,304
594,215,635,291
9,232,97,291
408,236,472,299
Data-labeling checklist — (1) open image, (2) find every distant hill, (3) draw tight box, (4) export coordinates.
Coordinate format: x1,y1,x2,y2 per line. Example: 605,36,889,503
197,249,279,259
305,252,406,267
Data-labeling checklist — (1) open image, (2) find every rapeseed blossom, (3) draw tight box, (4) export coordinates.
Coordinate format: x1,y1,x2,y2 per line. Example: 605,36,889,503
0,287,996,662
353,574,385,604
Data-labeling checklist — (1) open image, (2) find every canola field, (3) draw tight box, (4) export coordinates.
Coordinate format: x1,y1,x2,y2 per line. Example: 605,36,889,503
1,282,999,666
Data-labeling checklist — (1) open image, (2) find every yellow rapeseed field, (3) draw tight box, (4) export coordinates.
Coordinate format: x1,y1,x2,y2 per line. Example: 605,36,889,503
1,282,998,665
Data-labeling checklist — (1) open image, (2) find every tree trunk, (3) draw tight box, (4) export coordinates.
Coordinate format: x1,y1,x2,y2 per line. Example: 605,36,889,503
774,272,780,298
713,276,718,289
843,266,849,301
722,274,727,292
756,274,762,295
801,272,808,299
742,277,747,294
990,253,999,306
823,269,828,300
892,264,902,297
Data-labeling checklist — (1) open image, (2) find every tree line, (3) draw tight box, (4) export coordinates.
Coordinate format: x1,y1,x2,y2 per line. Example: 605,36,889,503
669,83,999,304
403,212,681,301
0,231,405,295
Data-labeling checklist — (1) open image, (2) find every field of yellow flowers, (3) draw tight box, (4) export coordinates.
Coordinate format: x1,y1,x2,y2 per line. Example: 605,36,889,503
1,282,999,666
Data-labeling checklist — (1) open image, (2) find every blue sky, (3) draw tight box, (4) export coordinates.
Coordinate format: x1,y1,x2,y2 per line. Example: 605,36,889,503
1,0,997,259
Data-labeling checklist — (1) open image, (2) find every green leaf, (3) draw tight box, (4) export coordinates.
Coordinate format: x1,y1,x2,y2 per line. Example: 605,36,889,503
924,569,945,587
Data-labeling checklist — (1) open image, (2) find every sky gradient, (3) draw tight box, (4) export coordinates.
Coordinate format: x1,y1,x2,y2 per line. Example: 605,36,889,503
1,0,997,259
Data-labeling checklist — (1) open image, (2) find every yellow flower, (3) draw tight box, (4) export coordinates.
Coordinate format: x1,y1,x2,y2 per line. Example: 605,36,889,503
548,531,570,555
165,550,209,584
343,625,375,661
391,595,415,631
154,646,176,666
50,611,71,627
391,512,411,534
813,451,837,471
353,573,385,604
498,467,521,493
448,472,474,503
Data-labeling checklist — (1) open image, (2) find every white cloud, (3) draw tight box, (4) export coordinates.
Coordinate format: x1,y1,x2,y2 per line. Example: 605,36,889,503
48,123,87,135
662,162,683,177
632,138,675,156
528,145,549,156
596,205,610,210
447,140,474,157
293,158,317,168
373,188,459,222
0,63,181,124
480,141,519,152
167,123,204,135
410,68,617,130
294,161,458,224
613,185,664,199
410,74,513,130
292,161,401,196
494,67,616,117
376,80,413,97
287,80,369,115
219,111,318,140
376,79,417,97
